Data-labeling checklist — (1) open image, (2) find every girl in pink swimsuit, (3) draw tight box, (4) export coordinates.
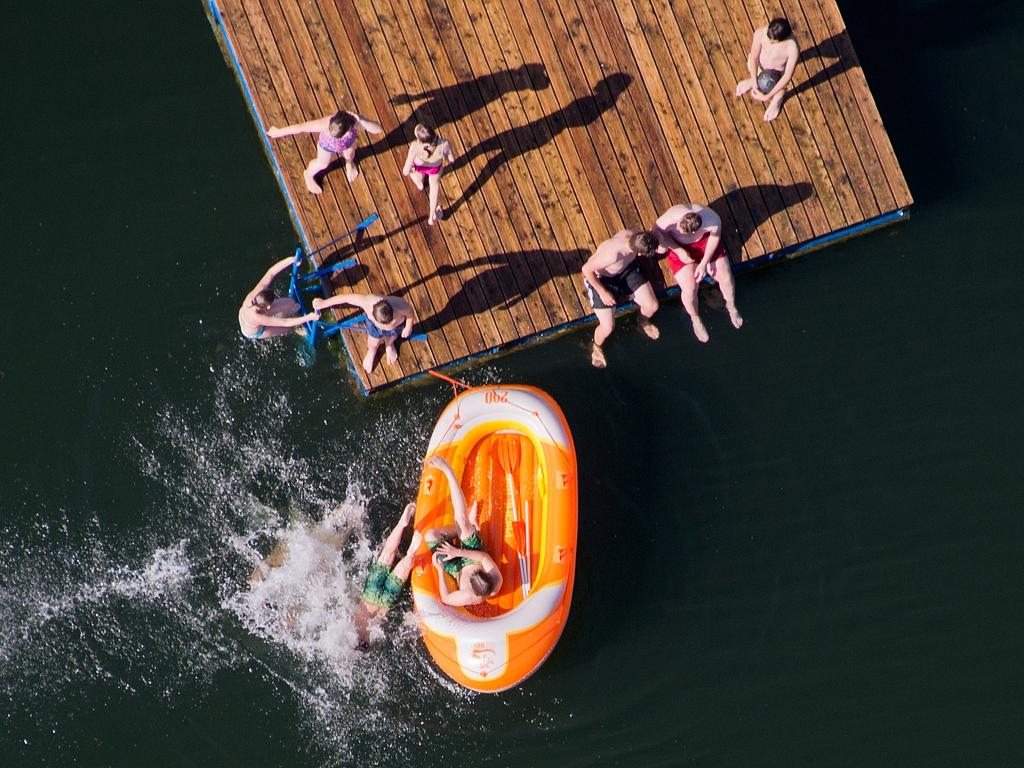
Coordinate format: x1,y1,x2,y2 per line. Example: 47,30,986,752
266,109,383,194
402,123,455,226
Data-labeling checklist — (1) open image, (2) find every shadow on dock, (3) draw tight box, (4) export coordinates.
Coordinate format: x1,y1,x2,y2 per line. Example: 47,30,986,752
444,72,633,214
399,248,590,335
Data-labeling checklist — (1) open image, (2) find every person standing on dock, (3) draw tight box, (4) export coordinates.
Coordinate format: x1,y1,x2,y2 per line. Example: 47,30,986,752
581,230,661,368
653,203,743,342
266,110,383,194
238,257,320,340
312,292,416,374
402,124,456,227
734,18,799,122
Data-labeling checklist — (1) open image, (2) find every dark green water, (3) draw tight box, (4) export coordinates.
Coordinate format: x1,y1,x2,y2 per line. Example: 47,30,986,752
3,1,1023,766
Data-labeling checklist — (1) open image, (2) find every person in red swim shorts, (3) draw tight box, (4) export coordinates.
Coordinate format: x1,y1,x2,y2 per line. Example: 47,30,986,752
653,203,743,343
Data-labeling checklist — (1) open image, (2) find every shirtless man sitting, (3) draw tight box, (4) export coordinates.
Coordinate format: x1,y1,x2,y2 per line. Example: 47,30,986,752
238,256,320,340
581,229,661,368
734,18,799,122
653,203,743,343
424,456,503,608
312,292,416,374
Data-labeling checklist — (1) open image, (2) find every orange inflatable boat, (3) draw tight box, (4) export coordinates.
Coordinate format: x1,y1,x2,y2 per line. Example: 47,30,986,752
411,384,577,692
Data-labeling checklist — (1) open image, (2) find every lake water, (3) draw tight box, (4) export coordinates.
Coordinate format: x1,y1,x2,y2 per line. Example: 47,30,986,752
2,1,1023,765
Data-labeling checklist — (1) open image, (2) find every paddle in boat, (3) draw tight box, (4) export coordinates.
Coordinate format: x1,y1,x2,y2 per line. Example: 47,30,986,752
411,382,578,692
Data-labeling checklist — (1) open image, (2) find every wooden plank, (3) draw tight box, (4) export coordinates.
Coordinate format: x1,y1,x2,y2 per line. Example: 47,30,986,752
707,0,821,245
715,0,833,240
775,0,882,219
814,0,913,208
729,0,856,234
473,2,592,312
270,0,451,385
212,0,913,392
392,0,541,344
626,0,768,257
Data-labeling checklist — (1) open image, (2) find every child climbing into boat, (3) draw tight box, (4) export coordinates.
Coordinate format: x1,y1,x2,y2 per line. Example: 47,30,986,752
312,292,416,374
734,18,800,122
653,203,743,343
238,256,320,340
402,123,456,226
266,109,383,193
424,456,503,607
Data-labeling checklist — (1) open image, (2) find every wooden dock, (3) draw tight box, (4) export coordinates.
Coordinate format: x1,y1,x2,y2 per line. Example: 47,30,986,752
208,0,912,393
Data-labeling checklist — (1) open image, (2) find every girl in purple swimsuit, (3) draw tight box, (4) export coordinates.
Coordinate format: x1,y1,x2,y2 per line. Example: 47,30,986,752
402,123,455,226
267,109,383,194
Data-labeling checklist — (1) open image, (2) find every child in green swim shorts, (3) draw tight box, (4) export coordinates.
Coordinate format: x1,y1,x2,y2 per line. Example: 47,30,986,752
359,502,421,615
424,456,503,608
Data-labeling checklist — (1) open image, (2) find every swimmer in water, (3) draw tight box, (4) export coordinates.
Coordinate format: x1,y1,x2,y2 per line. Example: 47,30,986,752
734,18,800,122
249,504,422,649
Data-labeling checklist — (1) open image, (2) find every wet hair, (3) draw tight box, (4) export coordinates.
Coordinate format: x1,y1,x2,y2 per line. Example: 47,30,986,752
628,230,659,258
767,18,792,41
253,289,275,308
328,110,357,138
414,123,436,144
681,212,703,233
371,299,393,325
469,570,493,597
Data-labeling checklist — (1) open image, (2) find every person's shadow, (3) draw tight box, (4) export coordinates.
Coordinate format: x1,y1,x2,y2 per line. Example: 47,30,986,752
395,248,590,334
707,181,816,258
790,30,854,99
356,63,552,164
443,72,633,215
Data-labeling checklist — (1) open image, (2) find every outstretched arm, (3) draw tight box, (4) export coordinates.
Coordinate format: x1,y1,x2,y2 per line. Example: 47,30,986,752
353,113,384,135
746,30,763,81
259,310,320,329
266,116,330,139
312,292,376,313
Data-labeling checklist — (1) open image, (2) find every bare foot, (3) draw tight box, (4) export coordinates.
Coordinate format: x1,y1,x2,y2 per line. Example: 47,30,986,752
385,345,399,365
764,98,783,122
401,502,416,528
690,314,710,343
428,207,444,226
304,171,323,195
346,161,359,182
729,307,744,329
638,316,660,340
591,342,607,368
735,79,754,98
362,349,377,374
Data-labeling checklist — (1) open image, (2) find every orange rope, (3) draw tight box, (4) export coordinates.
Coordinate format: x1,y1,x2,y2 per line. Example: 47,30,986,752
427,369,471,396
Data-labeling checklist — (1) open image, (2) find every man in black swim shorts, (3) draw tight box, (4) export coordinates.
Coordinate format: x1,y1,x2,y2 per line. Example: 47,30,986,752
581,229,661,368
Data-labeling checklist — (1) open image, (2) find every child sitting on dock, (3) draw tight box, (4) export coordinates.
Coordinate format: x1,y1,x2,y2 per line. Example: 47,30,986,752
312,292,416,374
402,124,456,226
238,256,320,340
267,109,383,193
734,18,799,122
424,456,503,607
653,203,743,342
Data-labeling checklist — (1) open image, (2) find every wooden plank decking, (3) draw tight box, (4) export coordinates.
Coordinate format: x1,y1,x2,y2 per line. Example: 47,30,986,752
209,0,912,393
